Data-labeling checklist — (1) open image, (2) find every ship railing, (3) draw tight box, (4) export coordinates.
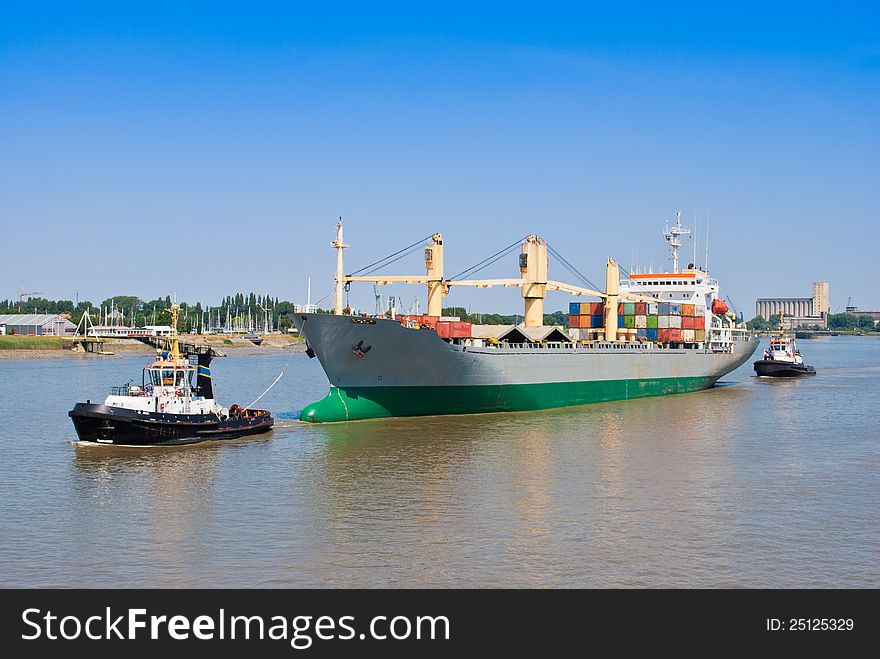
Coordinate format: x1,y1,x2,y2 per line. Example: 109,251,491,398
109,384,148,397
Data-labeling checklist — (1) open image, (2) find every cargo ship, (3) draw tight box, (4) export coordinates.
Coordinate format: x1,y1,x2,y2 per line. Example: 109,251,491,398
292,214,758,422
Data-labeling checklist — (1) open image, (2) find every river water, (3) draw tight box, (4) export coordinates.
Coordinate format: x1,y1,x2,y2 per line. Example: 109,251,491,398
1,336,877,587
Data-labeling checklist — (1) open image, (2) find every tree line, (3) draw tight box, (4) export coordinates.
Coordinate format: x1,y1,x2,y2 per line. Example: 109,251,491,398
746,313,878,332
1,293,329,333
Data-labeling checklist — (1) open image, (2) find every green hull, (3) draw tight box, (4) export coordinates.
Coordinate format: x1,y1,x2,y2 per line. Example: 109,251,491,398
300,376,716,423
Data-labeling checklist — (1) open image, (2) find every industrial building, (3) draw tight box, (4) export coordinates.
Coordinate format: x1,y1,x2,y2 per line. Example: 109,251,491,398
755,282,830,329
0,313,77,336
845,307,880,324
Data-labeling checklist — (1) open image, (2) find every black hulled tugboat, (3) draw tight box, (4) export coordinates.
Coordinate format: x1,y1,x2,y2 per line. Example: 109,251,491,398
69,305,274,445
754,320,816,378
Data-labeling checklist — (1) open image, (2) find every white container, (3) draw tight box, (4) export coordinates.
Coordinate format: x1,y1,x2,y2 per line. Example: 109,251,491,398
669,315,682,328
682,329,695,342
635,315,647,328
658,316,670,328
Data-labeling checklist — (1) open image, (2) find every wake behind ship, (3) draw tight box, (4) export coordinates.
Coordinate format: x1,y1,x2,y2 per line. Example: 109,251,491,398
294,214,758,422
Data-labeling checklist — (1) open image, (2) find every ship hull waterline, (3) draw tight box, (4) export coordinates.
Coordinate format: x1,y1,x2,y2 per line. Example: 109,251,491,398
292,313,759,423
69,403,274,446
753,360,817,378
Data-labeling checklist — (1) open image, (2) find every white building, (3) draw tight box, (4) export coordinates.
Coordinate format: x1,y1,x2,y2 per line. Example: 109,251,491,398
0,313,77,336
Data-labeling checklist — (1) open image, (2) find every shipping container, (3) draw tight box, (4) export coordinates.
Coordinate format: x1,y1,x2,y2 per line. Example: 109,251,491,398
668,315,682,329
658,316,670,328
579,302,590,315
636,328,648,339
623,315,636,329
694,329,705,341
635,315,647,328
667,328,682,342
669,303,682,315
623,302,635,315
400,315,439,329
591,302,605,315
646,327,659,342
591,315,604,328
569,314,581,328
681,316,694,330
617,302,625,315
682,329,695,342
695,305,705,316
569,302,580,315
436,321,472,339
693,316,705,330
647,303,659,315
617,315,625,328
646,315,659,328
658,302,670,315
634,302,647,315
681,303,695,316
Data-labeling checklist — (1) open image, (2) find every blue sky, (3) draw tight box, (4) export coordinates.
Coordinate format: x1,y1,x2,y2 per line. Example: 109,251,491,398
2,2,878,315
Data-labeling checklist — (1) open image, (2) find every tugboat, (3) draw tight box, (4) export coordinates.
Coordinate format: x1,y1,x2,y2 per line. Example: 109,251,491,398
754,320,816,377
69,305,274,445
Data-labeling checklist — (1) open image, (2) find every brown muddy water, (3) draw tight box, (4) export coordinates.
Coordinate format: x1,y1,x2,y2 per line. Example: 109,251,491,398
1,336,877,587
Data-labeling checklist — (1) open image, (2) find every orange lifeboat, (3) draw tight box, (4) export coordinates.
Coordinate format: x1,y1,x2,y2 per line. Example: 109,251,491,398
711,299,729,315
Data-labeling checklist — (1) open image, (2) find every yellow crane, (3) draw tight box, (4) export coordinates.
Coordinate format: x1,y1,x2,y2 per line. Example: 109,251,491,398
330,223,654,342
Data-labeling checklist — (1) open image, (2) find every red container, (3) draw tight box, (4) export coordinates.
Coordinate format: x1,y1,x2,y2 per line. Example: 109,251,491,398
452,321,471,338
419,315,439,328
591,302,605,315
658,328,684,343
618,302,626,315
569,314,581,328
693,315,705,329
635,302,647,315
681,316,694,329
436,321,472,339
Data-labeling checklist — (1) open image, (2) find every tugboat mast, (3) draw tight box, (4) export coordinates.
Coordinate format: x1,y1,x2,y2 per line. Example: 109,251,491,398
663,211,691,273
169,304,181,362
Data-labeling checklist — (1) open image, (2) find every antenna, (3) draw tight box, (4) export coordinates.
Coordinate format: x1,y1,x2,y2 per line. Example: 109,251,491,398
705,216,710,272
662,210,690,273
693,212,697,268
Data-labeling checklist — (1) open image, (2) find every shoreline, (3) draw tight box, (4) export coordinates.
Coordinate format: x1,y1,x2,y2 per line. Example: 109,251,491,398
0,334,308,359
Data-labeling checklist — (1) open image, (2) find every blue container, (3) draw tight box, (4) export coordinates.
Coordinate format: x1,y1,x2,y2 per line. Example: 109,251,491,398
617,315,625,328
636,328,647,338
669,303,682,315
569,302,580,315
658,302,670,315
647,327,659,341
591,315,604,328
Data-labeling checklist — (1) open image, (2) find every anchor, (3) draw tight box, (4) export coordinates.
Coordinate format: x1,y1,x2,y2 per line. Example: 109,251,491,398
351,340,371,359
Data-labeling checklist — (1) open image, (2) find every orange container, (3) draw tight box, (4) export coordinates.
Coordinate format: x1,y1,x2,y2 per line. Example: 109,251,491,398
693,315,705,329
681,316,694,329
682,303,695,316
569,314,581,328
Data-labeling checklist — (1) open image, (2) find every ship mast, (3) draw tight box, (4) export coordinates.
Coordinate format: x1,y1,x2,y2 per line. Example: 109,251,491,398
331,218,349,315
663,211,690,273
169,304,180,362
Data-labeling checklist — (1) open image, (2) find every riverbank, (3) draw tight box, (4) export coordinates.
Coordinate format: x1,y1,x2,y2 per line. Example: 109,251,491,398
0,333,307,359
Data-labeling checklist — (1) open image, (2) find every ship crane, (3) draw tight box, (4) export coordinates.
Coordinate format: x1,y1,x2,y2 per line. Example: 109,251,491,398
17,287,45,312
331,222,654,341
